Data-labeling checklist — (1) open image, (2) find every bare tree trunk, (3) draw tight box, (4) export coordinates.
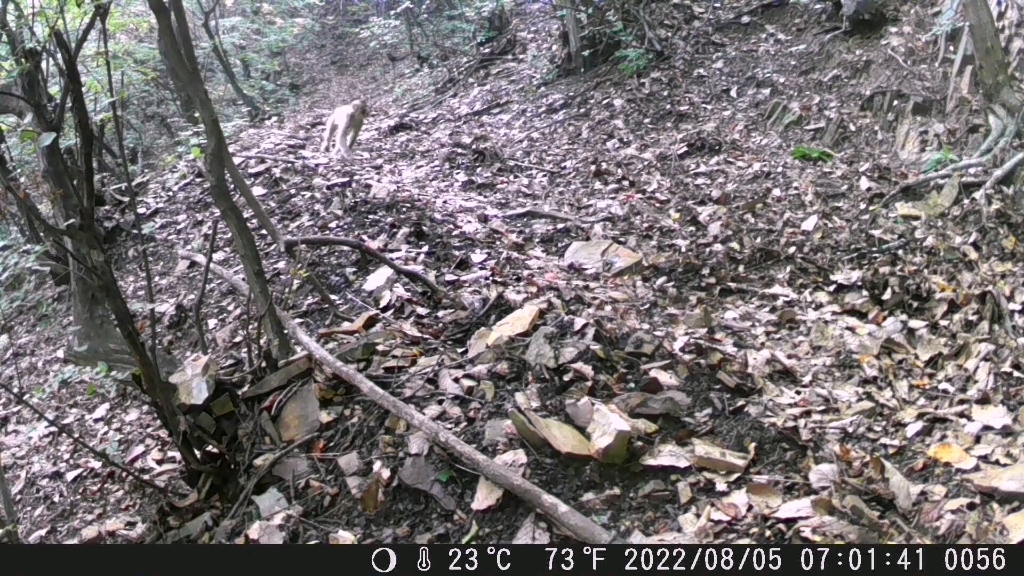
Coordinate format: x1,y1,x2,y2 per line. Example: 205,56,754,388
157,32,200,125
146,0,292,362
402,7,419,62
4,39,114,364
557,0,581,74
962,0,1022,112
962,0,1024,192
197,0,262,119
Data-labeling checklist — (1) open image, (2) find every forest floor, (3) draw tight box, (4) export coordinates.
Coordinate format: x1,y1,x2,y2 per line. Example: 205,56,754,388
2,0,1023,544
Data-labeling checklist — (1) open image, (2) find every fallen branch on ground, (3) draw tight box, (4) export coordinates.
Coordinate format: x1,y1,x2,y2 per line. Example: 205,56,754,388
224,432,319,523
180,250,615,544
501,207,615,225
283,236,444,296
235,153,306,165
0,379,177,501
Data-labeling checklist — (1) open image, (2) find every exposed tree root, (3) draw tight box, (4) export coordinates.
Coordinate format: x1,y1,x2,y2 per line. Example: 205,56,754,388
876,105,1021,210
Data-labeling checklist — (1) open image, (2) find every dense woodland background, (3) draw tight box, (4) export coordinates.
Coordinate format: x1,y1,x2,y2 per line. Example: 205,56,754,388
1,0,1024,545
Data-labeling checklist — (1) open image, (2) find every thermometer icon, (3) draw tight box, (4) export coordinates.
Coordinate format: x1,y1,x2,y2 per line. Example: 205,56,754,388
417,547,431,571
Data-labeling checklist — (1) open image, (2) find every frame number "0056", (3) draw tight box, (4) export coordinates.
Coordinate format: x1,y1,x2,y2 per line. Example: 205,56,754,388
944,548,1005,571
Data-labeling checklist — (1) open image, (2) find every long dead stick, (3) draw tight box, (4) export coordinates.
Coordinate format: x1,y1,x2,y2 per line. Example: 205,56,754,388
178,250,615,544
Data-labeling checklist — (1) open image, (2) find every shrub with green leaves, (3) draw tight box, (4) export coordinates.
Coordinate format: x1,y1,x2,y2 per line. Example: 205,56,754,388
614,48,648,76
0,229,50,326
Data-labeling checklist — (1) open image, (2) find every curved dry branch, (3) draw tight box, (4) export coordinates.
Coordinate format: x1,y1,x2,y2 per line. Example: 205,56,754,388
0,379,176,501
875,157,986,208
981,150,1024,193
973,148,1024,225
284,235,444,296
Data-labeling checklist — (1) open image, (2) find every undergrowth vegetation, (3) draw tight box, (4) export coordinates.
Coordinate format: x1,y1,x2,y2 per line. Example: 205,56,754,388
0,229,47,323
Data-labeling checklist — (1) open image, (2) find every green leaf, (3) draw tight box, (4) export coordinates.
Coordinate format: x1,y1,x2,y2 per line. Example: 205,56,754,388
922,147,959,173
922,155,944,173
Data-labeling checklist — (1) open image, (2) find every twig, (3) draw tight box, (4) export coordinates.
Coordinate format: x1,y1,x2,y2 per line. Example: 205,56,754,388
511,112,588,145
631,1,664,55
0,299,181,504
235,153,306,165
224,432,318,522
0,379,177,500
974,151,1024,226
459,99,510,119
502,207,576,221
194,219,219,354
505,159,558,173
202,156,340,317
876,160,985,208
886,49,910,70
971,108,1006,159
500,207,615,225
441,289,501,342
842,239,908,261
980,150,1024,194
878,108,1017,208
283,235,444,296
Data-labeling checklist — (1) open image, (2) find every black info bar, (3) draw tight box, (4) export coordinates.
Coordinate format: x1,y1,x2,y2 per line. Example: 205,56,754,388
1,544,1016,575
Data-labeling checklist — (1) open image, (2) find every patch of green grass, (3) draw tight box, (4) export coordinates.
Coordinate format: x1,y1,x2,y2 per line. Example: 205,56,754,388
791,146,835,163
